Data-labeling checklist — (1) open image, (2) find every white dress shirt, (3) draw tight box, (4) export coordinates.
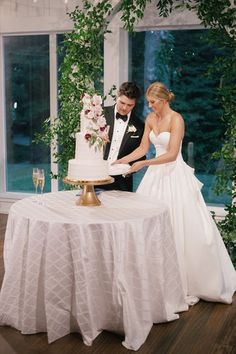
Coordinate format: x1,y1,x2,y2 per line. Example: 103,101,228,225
107,107,131,163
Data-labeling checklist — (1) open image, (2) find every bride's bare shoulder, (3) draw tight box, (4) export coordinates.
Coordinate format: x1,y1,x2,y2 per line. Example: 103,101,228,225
171,111,184,124
170,112,185,136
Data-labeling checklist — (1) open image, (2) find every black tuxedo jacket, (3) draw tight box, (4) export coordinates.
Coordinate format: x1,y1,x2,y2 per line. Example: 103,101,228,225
102,105,145,192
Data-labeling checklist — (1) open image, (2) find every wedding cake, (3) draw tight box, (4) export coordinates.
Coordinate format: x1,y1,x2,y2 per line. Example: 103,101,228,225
67,93,110,181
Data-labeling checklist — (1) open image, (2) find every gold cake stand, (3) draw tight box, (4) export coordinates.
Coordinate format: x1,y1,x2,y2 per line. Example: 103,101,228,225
63,176,114,206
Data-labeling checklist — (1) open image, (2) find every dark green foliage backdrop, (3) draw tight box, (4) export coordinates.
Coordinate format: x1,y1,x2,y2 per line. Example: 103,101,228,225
130,29,227,174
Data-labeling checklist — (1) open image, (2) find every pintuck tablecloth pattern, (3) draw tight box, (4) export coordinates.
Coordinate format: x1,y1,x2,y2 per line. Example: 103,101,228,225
0,190,188,351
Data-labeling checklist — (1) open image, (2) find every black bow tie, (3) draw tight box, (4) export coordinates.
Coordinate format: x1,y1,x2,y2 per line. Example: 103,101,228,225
116,112,128,122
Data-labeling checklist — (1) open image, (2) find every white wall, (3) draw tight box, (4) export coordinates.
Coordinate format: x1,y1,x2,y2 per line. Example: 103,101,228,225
0,0,78,33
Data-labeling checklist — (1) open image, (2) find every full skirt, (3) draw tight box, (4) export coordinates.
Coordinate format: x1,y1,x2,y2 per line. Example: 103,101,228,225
137,160,236,304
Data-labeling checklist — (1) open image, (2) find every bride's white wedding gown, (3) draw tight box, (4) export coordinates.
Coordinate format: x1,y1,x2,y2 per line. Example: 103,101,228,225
137,131,236,304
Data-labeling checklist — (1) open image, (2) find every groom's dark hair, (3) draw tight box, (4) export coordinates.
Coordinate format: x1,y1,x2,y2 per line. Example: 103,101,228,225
118,82,141,101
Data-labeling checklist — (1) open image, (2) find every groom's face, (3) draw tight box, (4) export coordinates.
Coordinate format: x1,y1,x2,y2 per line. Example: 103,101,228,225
116,95,136,116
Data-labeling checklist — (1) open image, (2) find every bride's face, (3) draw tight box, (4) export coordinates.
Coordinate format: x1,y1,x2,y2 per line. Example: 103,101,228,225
147,95,165,114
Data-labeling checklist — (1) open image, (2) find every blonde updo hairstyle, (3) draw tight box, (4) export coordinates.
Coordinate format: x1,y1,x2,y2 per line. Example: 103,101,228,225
146,82,175,103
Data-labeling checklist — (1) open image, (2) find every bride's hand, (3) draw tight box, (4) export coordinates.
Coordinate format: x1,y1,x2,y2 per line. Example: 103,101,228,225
127,161,146,174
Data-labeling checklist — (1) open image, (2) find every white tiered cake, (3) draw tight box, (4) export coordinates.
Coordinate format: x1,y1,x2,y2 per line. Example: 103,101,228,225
67,94,110,181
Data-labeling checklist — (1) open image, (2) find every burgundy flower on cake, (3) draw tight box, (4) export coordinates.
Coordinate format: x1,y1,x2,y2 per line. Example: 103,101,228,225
81,93,109,150
84,133,92,140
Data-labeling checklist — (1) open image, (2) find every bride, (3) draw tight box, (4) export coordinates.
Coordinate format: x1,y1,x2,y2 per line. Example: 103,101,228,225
114,81,236,305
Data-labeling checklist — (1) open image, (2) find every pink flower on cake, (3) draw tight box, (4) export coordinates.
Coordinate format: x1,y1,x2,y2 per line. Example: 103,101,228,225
92,94,102,106
97,116,107,128
98,128,110,143
87,110,95,119
81,93,109,150
82,93,91,106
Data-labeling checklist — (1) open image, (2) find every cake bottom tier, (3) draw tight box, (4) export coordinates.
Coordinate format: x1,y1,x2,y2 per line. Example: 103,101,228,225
68,159,109,181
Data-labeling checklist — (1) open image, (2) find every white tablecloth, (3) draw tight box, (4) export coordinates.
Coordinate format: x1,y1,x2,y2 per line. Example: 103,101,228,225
0,190,188,351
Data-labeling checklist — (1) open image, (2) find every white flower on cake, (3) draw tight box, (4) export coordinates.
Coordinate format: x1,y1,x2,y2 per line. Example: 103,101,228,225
127,124,137,133
81,93,109,150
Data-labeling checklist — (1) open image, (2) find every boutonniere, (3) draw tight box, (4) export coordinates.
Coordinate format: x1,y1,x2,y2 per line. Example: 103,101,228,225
127,124,137,134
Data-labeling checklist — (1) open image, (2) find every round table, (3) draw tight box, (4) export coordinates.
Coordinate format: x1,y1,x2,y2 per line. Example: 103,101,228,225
0,190,188,351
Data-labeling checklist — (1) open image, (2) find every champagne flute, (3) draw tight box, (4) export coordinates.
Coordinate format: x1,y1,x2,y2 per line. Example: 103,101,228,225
38,169,45,197
32,168,39,194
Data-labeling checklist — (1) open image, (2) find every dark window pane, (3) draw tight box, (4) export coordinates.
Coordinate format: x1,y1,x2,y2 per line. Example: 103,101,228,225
4,35,50,192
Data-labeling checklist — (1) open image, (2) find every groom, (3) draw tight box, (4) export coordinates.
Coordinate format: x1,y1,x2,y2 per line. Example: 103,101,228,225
102,82,145,192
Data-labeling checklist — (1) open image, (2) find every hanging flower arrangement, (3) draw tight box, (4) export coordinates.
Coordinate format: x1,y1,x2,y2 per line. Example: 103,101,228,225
81,93,109,149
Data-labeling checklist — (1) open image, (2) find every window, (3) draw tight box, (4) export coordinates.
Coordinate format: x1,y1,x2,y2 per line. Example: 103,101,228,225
4,35,51,193
129,29,229,205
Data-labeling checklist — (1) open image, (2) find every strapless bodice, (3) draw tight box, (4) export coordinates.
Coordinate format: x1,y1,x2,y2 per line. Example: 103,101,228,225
149,130,182,158
150,130,171,148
